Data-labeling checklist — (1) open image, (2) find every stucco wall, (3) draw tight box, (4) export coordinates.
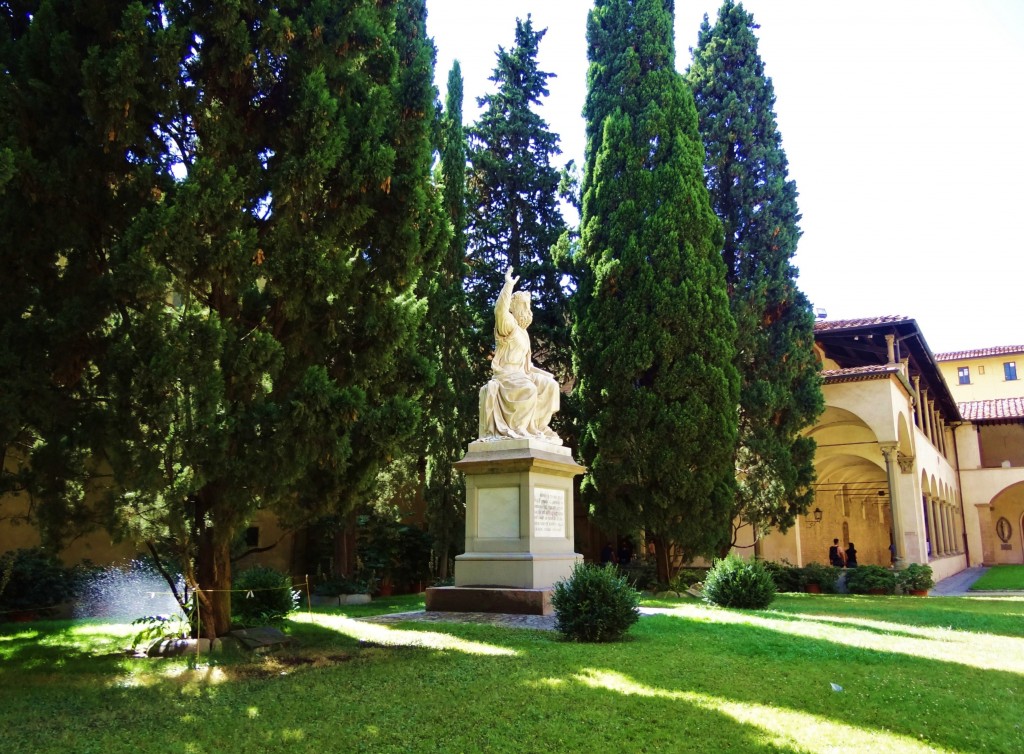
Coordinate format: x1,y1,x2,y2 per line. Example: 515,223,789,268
938,354,1024,402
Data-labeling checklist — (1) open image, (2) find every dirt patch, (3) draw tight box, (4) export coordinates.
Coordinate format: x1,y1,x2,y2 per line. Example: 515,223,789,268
228,651,354,680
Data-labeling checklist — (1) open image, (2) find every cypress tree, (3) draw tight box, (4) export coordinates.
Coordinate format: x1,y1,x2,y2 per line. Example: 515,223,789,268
2,0,445,637
0,1,172,535
575,0,739,582
423,60,475,579
686,1,823,545
466,15,569,381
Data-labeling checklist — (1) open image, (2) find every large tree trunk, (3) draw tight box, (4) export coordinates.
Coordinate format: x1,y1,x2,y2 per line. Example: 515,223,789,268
436,531,450,580
652,534,672,586
196,530,232,639
194,487,233,639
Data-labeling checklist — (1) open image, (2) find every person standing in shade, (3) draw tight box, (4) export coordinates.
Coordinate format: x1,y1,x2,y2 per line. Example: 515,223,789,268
828,538,845,567
845,542,858,568
600,542,616,565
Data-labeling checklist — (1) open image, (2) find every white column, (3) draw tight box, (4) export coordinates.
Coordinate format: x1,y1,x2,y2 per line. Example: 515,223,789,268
939,502,950,556
885,334,896,364
922,389,933,443
944,505,954,555
881,444,906,566
924,494,936,559
912,376,922,430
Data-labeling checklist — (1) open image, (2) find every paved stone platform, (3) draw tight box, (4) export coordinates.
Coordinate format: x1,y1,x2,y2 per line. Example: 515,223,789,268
359,606,678,631
361,610,558,630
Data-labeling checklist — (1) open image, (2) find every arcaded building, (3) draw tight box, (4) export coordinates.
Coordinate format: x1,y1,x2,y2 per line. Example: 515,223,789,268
756,317,1023,582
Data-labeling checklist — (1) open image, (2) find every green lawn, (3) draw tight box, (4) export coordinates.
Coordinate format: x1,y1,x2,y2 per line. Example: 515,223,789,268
3,593,1024,753
970,565,1024,591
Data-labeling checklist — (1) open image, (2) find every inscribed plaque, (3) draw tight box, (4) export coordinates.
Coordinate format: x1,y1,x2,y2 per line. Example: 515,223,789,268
533,487,565,538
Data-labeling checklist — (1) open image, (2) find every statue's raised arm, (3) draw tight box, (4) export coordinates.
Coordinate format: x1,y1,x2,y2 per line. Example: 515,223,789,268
478,267,562,444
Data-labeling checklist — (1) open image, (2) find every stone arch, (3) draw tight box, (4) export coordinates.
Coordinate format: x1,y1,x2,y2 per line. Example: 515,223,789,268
990,481,1024,565
897,412,914,460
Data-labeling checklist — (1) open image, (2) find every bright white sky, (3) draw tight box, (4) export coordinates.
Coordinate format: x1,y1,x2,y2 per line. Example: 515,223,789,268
425,0,1024,354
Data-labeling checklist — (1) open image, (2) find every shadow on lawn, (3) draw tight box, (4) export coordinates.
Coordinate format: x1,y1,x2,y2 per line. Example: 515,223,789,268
367,606,1022,754
3,600,1022,754
0,619,135,671
768,593,1024,639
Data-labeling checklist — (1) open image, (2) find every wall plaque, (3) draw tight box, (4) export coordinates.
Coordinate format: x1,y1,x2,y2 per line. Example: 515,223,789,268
533,487,565,538
996,516,1012,544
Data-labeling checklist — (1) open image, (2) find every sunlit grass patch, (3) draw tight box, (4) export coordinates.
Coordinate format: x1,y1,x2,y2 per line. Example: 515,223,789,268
570,668,955,754
2,593,1023,753
646,600,1024,673
290,611,518,656
971,565,1024,591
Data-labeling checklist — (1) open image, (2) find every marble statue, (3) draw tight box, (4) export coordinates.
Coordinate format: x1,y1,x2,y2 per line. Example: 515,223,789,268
478,267,562,444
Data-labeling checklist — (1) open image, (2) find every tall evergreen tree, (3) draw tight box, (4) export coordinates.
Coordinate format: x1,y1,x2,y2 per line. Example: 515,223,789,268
575,0,739,582
686,1,823,546
466,15,569,381
2,0,445,637
423,60,474,579
0,1,172,537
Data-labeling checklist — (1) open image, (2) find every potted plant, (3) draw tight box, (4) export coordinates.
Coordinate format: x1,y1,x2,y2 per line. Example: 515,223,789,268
897,563,934,596
799,562,839,594
845,564,897,595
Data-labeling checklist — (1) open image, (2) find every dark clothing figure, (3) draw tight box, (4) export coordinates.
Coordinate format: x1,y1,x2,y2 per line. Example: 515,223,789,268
845,544,858,568
617,541,632,566
600,542,615,565
828,539,845,567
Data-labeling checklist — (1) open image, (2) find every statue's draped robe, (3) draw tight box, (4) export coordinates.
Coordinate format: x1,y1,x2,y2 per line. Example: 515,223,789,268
479,284,561,444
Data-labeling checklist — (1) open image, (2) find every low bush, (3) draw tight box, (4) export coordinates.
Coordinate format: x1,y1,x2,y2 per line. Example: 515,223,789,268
896,563,934,592
763,560,803,592
313,575,371,596
845,564,896,595
232,566,299,626
702,554,776,609
800,562,840,593
617,557,657,591
0,548,76,615
552,562,640,642
667,568,707,593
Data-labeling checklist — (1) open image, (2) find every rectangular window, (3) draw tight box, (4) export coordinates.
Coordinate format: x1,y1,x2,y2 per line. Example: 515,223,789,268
1006,361,1018,381
244,526,260,547
958,366,970,385
979,365,985,375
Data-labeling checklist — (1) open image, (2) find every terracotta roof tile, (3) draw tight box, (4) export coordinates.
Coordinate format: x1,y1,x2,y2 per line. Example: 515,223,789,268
814,315,912,333
822,365,903,383
959,397,1024,421
934,345,1024,362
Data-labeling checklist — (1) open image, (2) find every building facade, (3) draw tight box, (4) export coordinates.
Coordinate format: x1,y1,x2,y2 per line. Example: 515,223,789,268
937,348,1024,566
755,318,1024,580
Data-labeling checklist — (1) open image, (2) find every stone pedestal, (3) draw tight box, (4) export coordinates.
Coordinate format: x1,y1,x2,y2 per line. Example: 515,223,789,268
425,439,584,615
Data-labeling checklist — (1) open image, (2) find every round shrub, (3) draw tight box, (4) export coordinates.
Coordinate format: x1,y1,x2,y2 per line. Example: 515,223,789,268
702,554,776,609
0,548,76,614
552,562,640,642
232,566,299,626
845,564,896,595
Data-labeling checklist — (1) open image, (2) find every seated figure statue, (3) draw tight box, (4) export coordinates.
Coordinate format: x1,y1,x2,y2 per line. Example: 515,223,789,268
478,267,562,445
